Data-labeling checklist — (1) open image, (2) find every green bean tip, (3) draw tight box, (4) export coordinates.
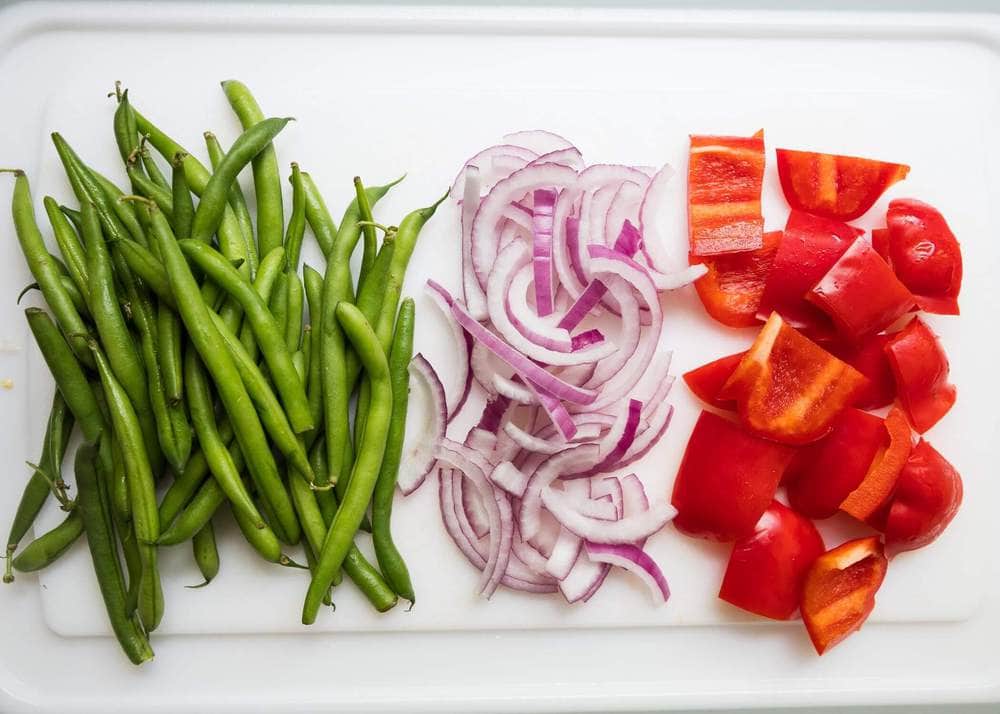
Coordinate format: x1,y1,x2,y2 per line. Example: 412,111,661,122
0,168,25,177
185,579,212,589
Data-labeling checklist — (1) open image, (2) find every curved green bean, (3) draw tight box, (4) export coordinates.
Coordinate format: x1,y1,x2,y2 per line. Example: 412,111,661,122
170,152,195,241
301,171,336,257
12,511,83,573
239,246,284,360
285,163,306,270
205,131,257,276
188,522,219,588
354,176,378,287
43,196,88,297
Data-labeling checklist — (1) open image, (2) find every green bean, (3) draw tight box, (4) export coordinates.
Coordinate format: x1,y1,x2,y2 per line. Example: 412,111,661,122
125,158,174,217
178,239,312,434
301,171,336,257
205,131,257,276
157,305,184,404
170,152,195,241
24,308,103,443
183,349,270,532
285,163,306,270
90,341,163,632
158,419,234,529
157,477,224,547
80,199,161,471
139,142,170,193
74,441,153,665
141,201,299,544
5,170,93,366
239,246,285,360
307,440,338,574
269,271,289,354
302,265,325,438
43,196,89,297
320,176,404,491
285,270,304,353
207,310,314,480
190,116,291,246
113,88,140,165
12,511,83,573
291,349,306,382
114,239,176,310
115,514,142,617
221,80,284,257
354,176,378,287
228,497,284,565
4,393,74,583
16,275,91,321
355,232,395,325
92,169,148,248
60,204,82,232
373,298,416,602
188,521,219,588
304,303,393,624
299,327,311,382
111,437,130,524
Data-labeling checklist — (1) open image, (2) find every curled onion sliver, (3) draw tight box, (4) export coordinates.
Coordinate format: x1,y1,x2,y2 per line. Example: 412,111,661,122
584,542,671,604
399,354,448,495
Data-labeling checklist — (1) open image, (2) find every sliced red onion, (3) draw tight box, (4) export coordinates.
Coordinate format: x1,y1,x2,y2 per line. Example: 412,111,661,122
492,373,537,405
578,399,643,477
471,162,578,293
520,444,600,541
603,181,643,248
577,498,619,521
632,348,673,406
532,188,557,316
584,542,671,604
545,527,583,579
460,166,489,319
487,242,616,365
615,403,675,471
527,146,585,171
466,427,498,455
489,460,529,497
500,201,533,232
638,163,681,273
559,552,610,604
469,341,499,396
525,381,577,441
649,263,708,291
475,395,512,434
426,284,473,420
582,279,641,389
429,280,598,405
541,487,676,544
491,153,533,179
505,263,574,353
564,215,590,290
511,526,553,577
455,473,490,540
502,129,574,155
449,144,538,200
593,477,624,520
399,354,447,496
620,473,649,517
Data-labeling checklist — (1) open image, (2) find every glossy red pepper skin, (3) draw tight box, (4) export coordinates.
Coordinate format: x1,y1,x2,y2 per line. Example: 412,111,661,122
840,407,913,523
885,317,956,433
682,351,745,409
719,500,826,620
720,313,868,445
829,333,896,410
671,410,794,542
757,211,863,336
776,148,909,221
692,231,781,327
871,228,890,260
886,199,962,315
785,408,886,519
800,536,888,655
688,132,765,256
884,439,963,554
807,239,915,343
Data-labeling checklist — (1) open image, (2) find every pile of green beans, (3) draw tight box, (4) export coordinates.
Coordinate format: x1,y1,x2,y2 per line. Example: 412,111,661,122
3,80,443,663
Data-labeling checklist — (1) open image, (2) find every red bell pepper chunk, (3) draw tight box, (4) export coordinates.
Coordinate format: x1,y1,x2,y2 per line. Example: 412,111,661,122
682,351,746,409
720,313,868,445
756,210,863,337
871,228,890,260
884,439,963,554
885,317,956,433
886,199,963,315
688,131,765,256
692,231,781,327
785,408,886,519
719,500,826,620
840,407,913,523
776,148,910,221
800,536,888,655
807,239,915,343
828,333,896,410
671,410,794,542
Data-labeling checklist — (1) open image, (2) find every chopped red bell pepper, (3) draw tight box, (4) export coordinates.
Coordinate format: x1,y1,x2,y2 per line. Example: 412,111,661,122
840,407,913,523
871,228,890,260
688,131,765,256
720,313,868,445
800,536,888,655
671,410,794,542
828,333,896,410
692,231,781,327
785,408,887,519
884,439,963,554
885,317,956,433
776,148,910,221
756,211,863,336
807,239,915,343
682,351,746,409
886,199,963,315
719,500,826,620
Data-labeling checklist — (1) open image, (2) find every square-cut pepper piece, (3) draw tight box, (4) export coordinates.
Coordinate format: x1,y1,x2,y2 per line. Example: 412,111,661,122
692,231,781,327
807,239,915,343
720,312,868,445
885,317,956,433
688,131,765,256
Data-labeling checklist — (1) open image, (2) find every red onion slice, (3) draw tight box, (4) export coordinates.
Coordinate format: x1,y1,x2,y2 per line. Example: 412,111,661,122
584,542,671,604
593,477,624,520
492,373,537,405
532,188,557,316
471,163,578,293
426,285,473,420
603,181,643,248
541,487,676,544
520,444,600,541
559,552,610,603
455,473,490,541
502,129,574,155
469,341,499,396
582,279,641,390
460,166,489,320
428,281,598,405
500,201,533,232
638,163,682,273
649,263,708,291
545,527,583,580
505,263,574,353
449,144,538,200
399,354,448,495
489,460,529,498
528,147,585,171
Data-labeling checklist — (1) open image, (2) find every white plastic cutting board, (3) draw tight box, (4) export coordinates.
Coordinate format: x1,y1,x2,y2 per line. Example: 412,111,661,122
1,3,1000,712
